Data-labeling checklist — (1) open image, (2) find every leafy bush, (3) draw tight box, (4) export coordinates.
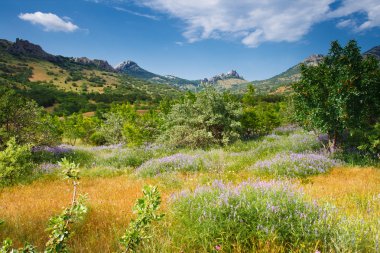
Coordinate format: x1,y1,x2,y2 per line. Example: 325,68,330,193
89,131,107,146
99,149,152,169
120,185,164,252
167,179,334,252
159,88,242,148
251,152,340,178
135,153,206,177
0,138,33,186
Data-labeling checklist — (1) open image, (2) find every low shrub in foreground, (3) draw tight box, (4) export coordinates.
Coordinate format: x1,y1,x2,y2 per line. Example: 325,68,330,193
251,152,340,178
99,149,152,169
135,153,205,177
0,138,33,186
167,180,334,252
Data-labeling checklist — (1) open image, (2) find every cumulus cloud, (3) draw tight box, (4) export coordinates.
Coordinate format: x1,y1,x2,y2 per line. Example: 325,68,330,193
136,0,380,47
19,12,79,32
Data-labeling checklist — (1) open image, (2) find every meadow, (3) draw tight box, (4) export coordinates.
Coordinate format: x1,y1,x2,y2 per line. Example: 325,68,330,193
1,127,379,252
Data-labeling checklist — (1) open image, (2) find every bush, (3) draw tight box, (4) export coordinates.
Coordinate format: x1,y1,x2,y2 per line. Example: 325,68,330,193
89,131,107,146
0,138,33,186
251,152,340,178
167,180,335,252
135,153,206,177
99,149,152,169
159,88,242,148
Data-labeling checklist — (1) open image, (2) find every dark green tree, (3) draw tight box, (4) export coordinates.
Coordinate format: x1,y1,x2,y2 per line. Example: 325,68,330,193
293,40,380,152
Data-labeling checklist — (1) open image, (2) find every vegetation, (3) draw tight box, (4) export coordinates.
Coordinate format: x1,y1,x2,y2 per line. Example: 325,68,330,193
0,39,379,252
293,40,380,153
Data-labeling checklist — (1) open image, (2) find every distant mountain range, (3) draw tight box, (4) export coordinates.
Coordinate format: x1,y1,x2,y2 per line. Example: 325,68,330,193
1,38,379,95
115,60,201,89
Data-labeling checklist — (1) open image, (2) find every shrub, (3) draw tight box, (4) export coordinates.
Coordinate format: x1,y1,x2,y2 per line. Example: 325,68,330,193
100,149,152,169
159,88,242,148
119,185,164,252
0,138,33,186
251,152,340,178
89,131,107,146
135,153,206,177
167,179,334,252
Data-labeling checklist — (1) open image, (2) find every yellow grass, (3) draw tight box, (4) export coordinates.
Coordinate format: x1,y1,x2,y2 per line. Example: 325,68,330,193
302,167,380,219
1,167,379,252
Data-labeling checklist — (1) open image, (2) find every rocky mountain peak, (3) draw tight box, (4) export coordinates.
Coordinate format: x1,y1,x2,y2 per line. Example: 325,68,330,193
115,60,140,71
202,70,244,84
302,54,324,66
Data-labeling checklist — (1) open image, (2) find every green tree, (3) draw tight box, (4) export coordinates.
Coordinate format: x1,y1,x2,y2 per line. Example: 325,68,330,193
159,88,242,148
0,87,62,148
293,40,380,152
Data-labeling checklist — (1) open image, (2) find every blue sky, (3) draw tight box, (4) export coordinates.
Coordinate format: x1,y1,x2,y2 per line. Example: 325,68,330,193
0,0,379,80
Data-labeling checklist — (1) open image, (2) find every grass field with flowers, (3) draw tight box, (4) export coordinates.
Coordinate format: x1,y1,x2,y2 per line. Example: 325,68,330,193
1,127,379,252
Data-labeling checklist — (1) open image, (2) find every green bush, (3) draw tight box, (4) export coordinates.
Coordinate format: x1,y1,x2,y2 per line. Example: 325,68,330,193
159,88,242,148
0,138,33,186
89,131,107,146
166,180,335,252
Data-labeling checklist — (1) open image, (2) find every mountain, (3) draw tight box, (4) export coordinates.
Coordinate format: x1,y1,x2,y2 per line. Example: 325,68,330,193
201,70,248,90
0,38,181,115
235,46,379,94
363,46,380,61
115,60,201,89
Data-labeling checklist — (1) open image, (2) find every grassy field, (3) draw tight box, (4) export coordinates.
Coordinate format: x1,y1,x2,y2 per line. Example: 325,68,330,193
1,128,379,252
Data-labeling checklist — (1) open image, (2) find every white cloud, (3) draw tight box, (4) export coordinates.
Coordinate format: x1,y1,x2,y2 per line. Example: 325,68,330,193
330,0,380,31
136,0,380,47
114,7,159,20
19,12,79,32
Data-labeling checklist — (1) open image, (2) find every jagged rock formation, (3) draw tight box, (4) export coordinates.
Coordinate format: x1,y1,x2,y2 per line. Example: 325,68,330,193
202,70,244,84
6,38,57,62
73,57,114,72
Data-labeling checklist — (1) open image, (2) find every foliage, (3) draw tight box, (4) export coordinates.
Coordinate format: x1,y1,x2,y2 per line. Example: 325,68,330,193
44,195,88,253
168,179,335,252
0,87,61,147
100,104,160,146
0,138,33,186
0,238,37,253
159,88,242,148
120,185,164,252
135,153,205,177
293,40,380,152
251,152,340,178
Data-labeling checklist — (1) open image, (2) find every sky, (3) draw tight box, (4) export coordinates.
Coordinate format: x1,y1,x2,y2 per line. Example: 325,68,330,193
0,0,379,80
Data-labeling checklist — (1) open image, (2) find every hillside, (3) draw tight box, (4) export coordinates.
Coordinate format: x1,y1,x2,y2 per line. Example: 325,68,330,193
0,38,181,115
245,46,380,94
115,60,201,89
201,70,249,90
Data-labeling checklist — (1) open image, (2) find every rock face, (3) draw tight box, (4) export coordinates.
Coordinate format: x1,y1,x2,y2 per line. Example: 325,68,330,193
363,46,380,61
74,57,114,72
303,54,324,66
115,60,157,79
202,70,244,84
7,38,57,61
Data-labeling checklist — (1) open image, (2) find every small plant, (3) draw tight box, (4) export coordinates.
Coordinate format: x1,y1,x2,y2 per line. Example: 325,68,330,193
0,238,37,253
0,158,88,253
120,185,164,252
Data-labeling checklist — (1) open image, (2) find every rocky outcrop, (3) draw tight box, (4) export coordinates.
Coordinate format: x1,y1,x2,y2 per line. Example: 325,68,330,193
202,70,244,84
7,38,57,62
302,54,324,66
74,57,114,72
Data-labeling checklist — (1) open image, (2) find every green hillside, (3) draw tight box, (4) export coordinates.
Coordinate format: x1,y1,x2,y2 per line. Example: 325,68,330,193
0,39,181,115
